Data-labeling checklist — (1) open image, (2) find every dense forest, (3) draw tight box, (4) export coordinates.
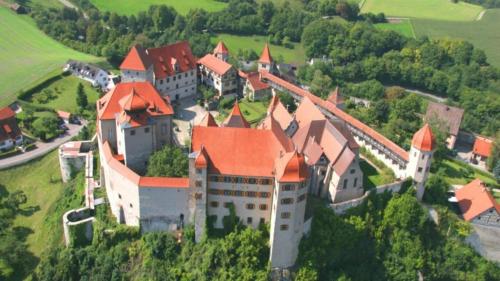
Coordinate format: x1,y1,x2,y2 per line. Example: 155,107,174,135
460,0,500,8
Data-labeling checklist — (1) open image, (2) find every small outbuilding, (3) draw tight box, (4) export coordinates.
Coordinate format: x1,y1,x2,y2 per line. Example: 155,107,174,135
57,110,72,124
424,102,464,149
10,3,27,14
456,179,500,227
471,136,493,164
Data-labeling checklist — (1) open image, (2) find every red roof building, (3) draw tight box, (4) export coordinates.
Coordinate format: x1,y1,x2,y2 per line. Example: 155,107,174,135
472,136,493,158
456,179,500,223
198,54,233,76
223,102,250,128
213,41,229,57
0,107,22,146
411,124,435,152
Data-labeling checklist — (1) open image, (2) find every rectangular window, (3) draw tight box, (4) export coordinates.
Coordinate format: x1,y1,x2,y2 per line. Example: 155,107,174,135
210,201,218,208
259,192,270,198
281,198,294,205
223,190,232,196
247,217,253,224
248,178,257,184
298,194,306,202
160,80,163,85
234,190,244,197
167,78,170,83
260,218,265,224
247,191,257,197
118,193,122,199
259,204,268,211
282,184,295,191
130,130,135,136
195,193,202,200
281,212,291,219
129,203,133,208
354,178,358,188
421,154,425,159
280,224,289,231
144,127,150,133
195,180,202,188
343,179,348,189
196,169,202,174
350,169,355,174
246,203,255,210
418,167,423,173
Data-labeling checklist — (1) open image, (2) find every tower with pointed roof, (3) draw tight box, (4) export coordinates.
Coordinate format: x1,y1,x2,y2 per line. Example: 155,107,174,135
213,41,229,62
188,146,209,242
258,43,276,73
407,123,435,200
223,101,250,128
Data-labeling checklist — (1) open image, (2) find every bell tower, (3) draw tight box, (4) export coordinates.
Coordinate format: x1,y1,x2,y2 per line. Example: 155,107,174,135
407,124,435,201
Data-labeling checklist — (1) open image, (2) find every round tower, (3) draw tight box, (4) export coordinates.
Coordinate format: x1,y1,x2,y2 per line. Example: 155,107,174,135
407,124,435,201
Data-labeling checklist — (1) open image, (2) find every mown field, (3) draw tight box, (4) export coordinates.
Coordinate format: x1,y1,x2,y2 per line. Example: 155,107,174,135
89,0,227,15
212,34,306,64
375,18,415,38
0,8,102,108
413,9,500,67
360,0,484,21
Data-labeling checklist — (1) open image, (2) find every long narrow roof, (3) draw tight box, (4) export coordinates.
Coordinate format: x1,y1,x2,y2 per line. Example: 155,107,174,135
456,179,500,221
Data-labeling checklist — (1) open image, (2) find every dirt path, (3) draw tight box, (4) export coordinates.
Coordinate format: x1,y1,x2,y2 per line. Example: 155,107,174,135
476,10,486,21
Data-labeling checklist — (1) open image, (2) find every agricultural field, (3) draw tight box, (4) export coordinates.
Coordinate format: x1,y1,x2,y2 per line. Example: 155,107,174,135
413,9,500,67
28,75,101,114
360,0,484,21
375,18,415,38
89,0,227,15
0,7,102,108
212,34,306,64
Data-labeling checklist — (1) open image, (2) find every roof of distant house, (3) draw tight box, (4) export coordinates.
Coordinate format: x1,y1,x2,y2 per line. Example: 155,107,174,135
0,107,21,142
246,72,270,92
0,107,15,120
198,54,233,76
425,102,464,136
473,136,493,158
411,124,435,152
57,110,71,120
223,102,250,128
120,42,197,79
259,43,273,64
97,82,173,122
326,87,344,106
213,41,229,54
456,179,500,221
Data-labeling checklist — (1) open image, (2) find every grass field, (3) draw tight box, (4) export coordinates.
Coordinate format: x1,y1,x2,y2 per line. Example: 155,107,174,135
361,0,483,21
213,34,306,64
0,8,102,108
437,158,499,188
413,9,500,67
216,99,269,126
89,0,227,15
28,75,101,113
375,19,416,38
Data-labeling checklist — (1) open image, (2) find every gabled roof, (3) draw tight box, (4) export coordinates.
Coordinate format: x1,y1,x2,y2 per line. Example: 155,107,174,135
198,54,233,75
326,87,343,106
147,41,197,79
97,82,173,121
412,124,435,152
213,41,229,54
247,72,270,92
0,107,15,120
57,110,71,120
259,43,273,64
425,102,464,136
0,107,20,142
119,89,150,111
223,102,250,128
199,112,218,127
194,146,209,168
275,151,309,182
120,45,153,71
473,136,493,158
456,179,500,221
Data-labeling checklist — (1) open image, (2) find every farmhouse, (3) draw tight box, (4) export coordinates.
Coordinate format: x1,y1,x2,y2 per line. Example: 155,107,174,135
243,72,271,101
456,179,500,227
120,41,197,101
424,102,464,149
64,60,117,91
0,107,22,151
471,136,493,165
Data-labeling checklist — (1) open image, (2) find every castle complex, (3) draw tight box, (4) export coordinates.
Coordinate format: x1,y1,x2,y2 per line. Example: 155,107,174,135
94,41,435,269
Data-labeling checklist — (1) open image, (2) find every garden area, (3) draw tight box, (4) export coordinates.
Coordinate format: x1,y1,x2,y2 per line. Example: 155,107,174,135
216,97,269,126
359,147,397,190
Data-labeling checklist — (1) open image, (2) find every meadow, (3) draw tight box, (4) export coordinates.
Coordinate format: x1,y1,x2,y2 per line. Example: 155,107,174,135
413,9,500,67
212,34,306,64
0,8,102,108
360,0,483,21
375,18,415,38
89,0,227,15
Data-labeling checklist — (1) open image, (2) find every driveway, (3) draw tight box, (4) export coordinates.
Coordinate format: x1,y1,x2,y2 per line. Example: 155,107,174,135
0,122,84,170
466,223,500,262
172,98,218,147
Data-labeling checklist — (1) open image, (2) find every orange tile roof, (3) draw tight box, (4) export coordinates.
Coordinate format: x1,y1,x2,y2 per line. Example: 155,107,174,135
198,54,233,75
199,112,218,127
0,107,15,120
214,41,229,54
326,87,343,105
120,45,153,71
98,82,173,121
275,151,309,182
259,70,410,161
119,88,150,111
56,110,71,119
195,146,209,168
259,43,273,64
411,124,435,152
191,125,293,177
139,177,189,188
223,102,250,128
456,179,500,221
247,72,270,91
0,107,20,142
473,136,493,158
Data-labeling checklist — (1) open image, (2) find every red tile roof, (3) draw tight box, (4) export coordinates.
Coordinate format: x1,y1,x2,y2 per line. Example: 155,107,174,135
0,107,21,142
191,125,293,177
0,107,15,120
259,70,410,161
119,88,150,111
223,102,250,128
98,82,173,121
57,110,71,120
214,41,229,54
259,43,273,64
473,136,493,158
120,42,197,79
195,146,209,168
139,177,189,188
120,45,153,71
199,112,218,127
456,179,500,221
275,151,309,182
411,124,435,152
247,72,270,92
198,54,233,75
326,87,343,105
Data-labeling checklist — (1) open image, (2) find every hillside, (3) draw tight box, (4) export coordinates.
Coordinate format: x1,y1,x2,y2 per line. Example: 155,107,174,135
0,7,102,108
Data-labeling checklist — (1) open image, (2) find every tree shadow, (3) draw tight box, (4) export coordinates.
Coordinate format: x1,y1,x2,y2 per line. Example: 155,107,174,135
10,226,40,281
18,205,41,217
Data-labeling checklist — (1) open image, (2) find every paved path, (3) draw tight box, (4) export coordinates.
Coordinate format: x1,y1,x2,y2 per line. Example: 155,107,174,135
476,10,486,21
385,85,447,103
0,123,84,170
466,223,500,262
58,0,88,19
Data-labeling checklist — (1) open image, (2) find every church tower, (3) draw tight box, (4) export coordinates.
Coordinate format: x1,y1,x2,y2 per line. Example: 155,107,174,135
213,41,229,62
258,43,276,73
407,124,435,201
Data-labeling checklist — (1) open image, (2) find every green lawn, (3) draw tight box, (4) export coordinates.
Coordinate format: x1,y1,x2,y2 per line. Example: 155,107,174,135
212,34,306,64
28,75,101,113
436,158,499,188
89,0,227,15
0,7,103,108
413,9,500,67
375,18,416,38
216,99,269,126
361,0,483,21
360,160,394,190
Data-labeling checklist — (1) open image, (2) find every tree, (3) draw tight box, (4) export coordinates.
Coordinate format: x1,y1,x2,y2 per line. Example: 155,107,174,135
146,145,188,177
310,69,332,99
76,83,88,110
423,171,450,205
